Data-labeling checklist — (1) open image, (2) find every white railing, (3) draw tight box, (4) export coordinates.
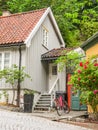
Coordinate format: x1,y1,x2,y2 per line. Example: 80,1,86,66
48,77,59,107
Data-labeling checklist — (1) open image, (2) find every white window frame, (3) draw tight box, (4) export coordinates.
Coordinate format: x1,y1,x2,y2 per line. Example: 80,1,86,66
42,26,48,48
52,65,57,75
0,51,11,70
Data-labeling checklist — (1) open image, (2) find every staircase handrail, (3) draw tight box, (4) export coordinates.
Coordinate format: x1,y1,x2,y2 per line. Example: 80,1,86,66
49,77,59,94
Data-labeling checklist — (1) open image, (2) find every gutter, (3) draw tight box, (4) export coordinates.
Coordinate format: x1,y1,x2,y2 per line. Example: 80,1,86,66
0,42,24,48
17,45,22,106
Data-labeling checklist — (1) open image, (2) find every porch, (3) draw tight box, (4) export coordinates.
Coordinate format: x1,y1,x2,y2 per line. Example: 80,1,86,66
34,48,71,110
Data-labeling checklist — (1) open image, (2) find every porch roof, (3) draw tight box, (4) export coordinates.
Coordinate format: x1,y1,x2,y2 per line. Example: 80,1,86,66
41,47,73,60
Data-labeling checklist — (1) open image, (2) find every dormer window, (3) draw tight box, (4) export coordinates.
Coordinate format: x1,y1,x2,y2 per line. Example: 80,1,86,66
42,26,48,48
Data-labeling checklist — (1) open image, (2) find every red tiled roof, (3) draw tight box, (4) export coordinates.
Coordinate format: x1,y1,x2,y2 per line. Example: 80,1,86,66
41,48,73,60
0,8,47,45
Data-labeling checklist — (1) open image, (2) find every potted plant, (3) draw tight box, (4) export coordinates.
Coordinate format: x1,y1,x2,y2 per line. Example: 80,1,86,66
23,89,34,113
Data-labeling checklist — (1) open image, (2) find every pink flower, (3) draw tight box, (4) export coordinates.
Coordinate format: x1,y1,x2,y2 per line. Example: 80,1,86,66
94,63,98,66
79,62,83,67
93,90,98,94
86,61,89,65
84,65,87,69
77,70,81,74
78,78,81,81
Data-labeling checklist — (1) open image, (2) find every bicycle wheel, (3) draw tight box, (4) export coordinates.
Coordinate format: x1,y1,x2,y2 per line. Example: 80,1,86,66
63,101,70,114
56,106,65,116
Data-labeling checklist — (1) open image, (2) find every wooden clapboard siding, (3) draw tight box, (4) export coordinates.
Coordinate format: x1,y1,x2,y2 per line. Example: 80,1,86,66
24,15,61,92
86,43,98,58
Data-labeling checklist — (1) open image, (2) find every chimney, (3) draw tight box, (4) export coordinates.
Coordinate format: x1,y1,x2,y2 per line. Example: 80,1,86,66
2,11,11,16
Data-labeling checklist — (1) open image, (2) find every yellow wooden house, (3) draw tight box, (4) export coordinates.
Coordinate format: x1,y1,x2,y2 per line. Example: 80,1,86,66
81,32,98,113
81,32,98,58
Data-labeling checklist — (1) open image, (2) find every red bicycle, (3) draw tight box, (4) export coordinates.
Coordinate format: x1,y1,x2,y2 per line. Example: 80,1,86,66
54,95,70,116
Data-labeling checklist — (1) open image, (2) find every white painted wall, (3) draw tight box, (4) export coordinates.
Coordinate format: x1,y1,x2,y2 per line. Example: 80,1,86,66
0,46,26,88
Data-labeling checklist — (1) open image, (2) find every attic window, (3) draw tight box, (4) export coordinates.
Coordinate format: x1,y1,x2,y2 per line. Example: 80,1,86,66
42,27,48,48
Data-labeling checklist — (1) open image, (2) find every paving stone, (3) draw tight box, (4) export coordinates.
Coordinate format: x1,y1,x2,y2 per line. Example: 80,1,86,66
0,110,91,130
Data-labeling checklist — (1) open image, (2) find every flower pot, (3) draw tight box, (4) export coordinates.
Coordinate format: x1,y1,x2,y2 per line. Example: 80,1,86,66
23,94,34,113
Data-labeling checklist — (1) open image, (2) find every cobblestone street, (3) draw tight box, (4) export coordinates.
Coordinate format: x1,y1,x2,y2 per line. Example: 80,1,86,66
0,110,92,130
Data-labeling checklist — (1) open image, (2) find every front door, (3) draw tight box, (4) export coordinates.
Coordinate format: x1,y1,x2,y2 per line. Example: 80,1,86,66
49,63,57,90
71,89,87,110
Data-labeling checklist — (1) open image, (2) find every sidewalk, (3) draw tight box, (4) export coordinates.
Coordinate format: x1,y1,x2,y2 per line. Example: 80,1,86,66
31,110,87,121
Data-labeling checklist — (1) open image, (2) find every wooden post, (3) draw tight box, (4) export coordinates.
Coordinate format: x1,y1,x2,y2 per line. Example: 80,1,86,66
67,73,72,108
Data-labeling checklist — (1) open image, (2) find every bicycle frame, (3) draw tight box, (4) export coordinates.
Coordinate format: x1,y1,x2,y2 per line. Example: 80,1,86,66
54,95,64,108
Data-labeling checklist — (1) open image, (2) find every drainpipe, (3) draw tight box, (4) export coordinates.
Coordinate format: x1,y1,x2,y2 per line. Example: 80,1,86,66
17,45,22,107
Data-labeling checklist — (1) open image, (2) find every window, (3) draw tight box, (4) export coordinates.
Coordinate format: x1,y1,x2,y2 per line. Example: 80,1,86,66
0,53,2,70
52,66,57,75
42,27,48,48
4,53,10,68
0,52,11,70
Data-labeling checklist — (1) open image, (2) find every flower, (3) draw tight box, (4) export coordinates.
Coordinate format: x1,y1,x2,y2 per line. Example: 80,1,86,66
70,56,98,113
79,62,83,67
93,90,98,94
86,61,89,64
94,63,98,66
78,77,81,81
84,64,87,69
77,70,81,74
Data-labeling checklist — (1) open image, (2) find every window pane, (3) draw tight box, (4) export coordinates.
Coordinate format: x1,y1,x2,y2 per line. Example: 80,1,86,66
4,52,10,68
43,27,48,47
0,53,2,70
5,53,10,59
52,66,57,75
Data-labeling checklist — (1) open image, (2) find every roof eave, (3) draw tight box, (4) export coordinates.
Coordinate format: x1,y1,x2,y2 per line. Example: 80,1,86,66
48,8,65,47
81,32,98,49
41,56,58,61
0,42,24,47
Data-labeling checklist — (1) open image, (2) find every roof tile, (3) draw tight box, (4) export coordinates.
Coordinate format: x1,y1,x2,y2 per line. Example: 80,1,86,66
0,8,47,45
41,48,73,60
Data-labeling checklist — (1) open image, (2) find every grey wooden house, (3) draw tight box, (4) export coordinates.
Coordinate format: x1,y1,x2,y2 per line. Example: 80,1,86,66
0,7,67,110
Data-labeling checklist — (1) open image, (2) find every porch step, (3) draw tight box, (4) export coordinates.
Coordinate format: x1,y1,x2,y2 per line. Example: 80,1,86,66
34,94,52,111
34,106,49,111
37,101,50,104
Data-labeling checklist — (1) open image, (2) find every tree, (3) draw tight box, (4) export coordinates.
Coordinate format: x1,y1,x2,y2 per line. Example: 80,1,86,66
0,0,9,15
56,50,84,72
0,65,31,106
70,56,98,116
0,0,98,46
